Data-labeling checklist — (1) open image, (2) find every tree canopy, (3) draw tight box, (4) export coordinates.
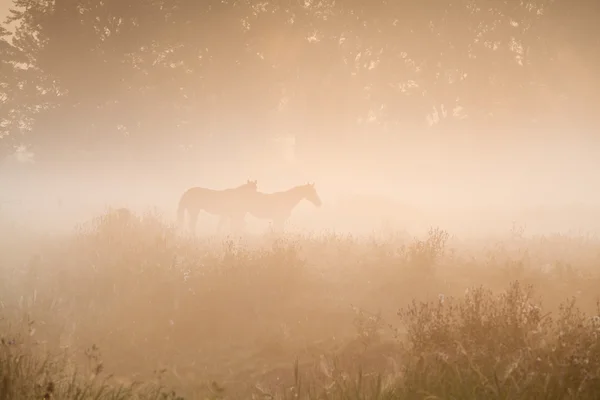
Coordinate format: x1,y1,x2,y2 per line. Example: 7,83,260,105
1,0,598,165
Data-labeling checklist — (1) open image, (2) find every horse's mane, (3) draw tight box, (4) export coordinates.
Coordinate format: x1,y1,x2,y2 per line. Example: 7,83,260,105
279,184,309,194
229,182,256,191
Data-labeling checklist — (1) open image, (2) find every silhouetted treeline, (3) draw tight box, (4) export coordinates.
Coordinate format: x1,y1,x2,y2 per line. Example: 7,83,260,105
1,0,599,164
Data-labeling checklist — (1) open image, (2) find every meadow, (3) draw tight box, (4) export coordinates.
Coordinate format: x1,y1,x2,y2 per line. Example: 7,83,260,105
1,208,600,399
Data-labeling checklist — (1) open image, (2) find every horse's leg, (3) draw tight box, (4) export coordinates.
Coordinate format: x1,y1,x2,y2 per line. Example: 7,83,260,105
217,215,229,233
188,210,199,236
273,218,285,233
232,215,247,234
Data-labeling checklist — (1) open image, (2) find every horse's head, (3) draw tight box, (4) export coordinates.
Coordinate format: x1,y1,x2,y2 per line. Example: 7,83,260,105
301,182,322,207
241,179,258,193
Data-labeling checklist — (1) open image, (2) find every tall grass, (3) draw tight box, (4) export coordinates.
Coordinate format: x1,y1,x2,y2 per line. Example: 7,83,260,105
1,208,600,399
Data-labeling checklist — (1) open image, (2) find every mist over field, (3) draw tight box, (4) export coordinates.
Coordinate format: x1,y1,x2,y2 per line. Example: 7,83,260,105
2,0,600,399
2,132,600,236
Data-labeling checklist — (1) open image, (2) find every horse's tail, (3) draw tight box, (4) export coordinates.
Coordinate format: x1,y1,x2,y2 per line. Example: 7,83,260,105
177,192,187,228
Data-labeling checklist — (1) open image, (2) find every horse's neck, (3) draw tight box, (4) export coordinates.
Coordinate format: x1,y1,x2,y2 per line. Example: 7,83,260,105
282,188,305,208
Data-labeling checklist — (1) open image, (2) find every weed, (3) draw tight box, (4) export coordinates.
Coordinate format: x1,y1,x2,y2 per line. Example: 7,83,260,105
2,209,600,399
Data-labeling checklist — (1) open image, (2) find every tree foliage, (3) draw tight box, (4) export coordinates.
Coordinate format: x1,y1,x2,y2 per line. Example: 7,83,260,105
0,0,598,163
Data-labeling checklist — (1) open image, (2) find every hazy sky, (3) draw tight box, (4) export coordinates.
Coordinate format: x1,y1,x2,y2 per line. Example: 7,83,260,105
1,0,599,237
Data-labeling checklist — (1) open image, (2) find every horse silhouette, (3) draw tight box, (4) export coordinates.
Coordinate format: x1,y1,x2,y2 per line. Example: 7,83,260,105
244,183,322,232
177,179,258,234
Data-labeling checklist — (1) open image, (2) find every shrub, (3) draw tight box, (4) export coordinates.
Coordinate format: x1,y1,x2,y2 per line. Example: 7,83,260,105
395,282,600,399
2,208,600,399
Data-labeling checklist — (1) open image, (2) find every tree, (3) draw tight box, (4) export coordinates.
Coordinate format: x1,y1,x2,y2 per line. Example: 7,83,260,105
0,23,27,157
528,0,600,134
1,0,595,166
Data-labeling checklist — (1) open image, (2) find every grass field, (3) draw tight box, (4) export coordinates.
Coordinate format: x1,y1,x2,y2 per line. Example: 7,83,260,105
1,208,600,399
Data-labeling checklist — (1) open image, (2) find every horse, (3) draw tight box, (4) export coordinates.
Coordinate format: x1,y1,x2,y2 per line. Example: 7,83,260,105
176,180,258,234
244,183,322,232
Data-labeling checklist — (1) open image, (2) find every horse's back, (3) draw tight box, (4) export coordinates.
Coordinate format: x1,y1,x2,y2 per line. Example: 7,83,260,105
246,192,278,217
183,186,250,214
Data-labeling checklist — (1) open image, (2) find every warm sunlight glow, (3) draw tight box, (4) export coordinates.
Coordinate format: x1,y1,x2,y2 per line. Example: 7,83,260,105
1,0,599,397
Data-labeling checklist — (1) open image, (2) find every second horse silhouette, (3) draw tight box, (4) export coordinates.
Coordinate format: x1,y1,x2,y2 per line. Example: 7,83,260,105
242,183,322,233
176,181,322,234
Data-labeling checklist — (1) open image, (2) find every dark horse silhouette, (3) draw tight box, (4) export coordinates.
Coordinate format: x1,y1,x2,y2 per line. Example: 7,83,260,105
176,180,258,234
244,183,322,232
